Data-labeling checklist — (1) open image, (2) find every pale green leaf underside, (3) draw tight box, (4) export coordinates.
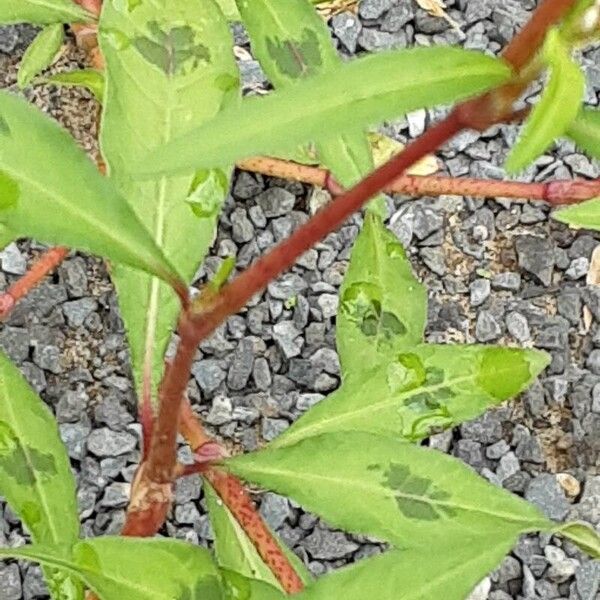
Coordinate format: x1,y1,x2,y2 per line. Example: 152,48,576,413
205,483,312,590
0,90,181,287
336,213,427,378
225,432,550,549
273,344,549,449
506,29,585,173
566,108,600,159
553,196,600,231
0,351,82,598
299,535,517,600
556,522,600,559
138,47,511,175
236,0,384,211
99,0,240,399
0,538,222,600
41,69,105,103
17,23,64,89
0,0,90,24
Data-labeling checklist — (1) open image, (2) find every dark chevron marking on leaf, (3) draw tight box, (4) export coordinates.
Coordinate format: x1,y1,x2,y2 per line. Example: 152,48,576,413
0,115,10,135
383,463,457,521
341,281,407,343
0,422,56,486
266,29,323,79
134,22,211,76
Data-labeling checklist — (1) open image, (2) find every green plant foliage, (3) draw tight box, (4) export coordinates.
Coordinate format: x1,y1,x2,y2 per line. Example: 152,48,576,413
274,343,549,448
557,522,600,559
137,47,511,176
336,213,427,376
297,535,517,600
269,215,548,448
221,570,286,600
224,432,551,549
205,483,312,590
235,0,384,213
0,538,223,600
0,351,83,598
553,196,600,230
98,0,240,399
566,108,600,158
0,0,91,24
506,29,585,173
40,69,105,102
17,23,63,89
0,91,182,288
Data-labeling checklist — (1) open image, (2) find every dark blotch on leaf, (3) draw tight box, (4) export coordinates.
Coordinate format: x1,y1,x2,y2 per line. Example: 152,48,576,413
266,29,323,79
0,115,10,135
384,463,456,521
134,22,211,76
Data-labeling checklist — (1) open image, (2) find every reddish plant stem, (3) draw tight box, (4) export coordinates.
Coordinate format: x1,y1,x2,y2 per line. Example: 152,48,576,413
205,468,305,594
239,156,600,205
0,247,68,320
187,115,463,344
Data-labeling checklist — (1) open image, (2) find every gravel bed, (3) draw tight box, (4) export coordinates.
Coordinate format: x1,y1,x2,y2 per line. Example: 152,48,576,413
1,1,600,598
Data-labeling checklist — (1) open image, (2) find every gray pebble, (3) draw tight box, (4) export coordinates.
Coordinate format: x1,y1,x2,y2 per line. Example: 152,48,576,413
475,310,502,342
525,474,571,521
87,428,137,457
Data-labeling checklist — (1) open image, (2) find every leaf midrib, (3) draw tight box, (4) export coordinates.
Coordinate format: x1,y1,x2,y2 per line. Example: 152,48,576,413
228,464,545,529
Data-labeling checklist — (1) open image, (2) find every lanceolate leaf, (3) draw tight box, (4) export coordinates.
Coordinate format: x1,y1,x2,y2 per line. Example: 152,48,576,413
205,483,312,590
0,91,182,288
557,522,600,559
0,351,82,598
566,108,600,159
17,23,64,89
337,214,427,378
99,0,240,399
224,432,551,548
41,69,105,103
553,196,600,231
221,570,286,600
506,29,585,173
273,344,549,448
138,47,511,176
0,0,91,24
298,537,517,600
0,538,223,600
236,0,384,211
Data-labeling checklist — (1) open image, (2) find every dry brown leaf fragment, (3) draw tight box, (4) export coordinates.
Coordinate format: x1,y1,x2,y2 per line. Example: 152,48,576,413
314,0,359,18
415,0,465,38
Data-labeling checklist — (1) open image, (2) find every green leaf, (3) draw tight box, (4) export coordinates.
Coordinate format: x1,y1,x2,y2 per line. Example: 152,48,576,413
553,196,600,231
137,47,511,176
556,522,600,559
98,0,240,399
0,225,16,251
224,432,551,548
221,570,286,600
0,351,83,599
298,536,517,600
566,108,600,159
506,29,585,173
236,0,384,211
205,483,312,590
336,214,427,377
0,538,224,600
0,0,91,24
40,69,105,103
0,90,183,289
17,24,64,89
215,0,240,20
274,344,549,448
